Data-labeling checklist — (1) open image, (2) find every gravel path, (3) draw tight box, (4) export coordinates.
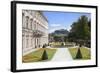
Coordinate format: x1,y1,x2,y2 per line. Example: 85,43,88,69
51,48,73,61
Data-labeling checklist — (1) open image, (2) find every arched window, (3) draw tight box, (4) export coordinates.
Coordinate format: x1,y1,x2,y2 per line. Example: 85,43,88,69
31,37,33,47
26,35,29,48
26,16,29,29
22,13,25,27
30,19,33,29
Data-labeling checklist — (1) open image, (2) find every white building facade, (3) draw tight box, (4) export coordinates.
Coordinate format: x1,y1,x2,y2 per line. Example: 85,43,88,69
22,10,48,54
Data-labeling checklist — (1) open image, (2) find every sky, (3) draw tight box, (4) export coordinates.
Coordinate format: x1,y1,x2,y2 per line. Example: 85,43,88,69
43,11,91,33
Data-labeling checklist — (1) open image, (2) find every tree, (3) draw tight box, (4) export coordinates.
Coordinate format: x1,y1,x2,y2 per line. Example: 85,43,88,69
68,15,90,47
41,50,48,60
64,36,68,42
68,15,91,59
49,29,69,43
53,35,62,42
75,47,82,59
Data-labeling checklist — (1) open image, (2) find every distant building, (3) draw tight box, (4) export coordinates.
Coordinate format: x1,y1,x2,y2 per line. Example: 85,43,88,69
22,10,48,54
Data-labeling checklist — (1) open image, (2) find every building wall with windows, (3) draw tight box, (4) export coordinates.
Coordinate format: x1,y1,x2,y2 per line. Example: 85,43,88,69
22,10,48,54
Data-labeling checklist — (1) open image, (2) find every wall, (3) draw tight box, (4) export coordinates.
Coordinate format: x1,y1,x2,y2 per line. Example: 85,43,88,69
0,0,99,73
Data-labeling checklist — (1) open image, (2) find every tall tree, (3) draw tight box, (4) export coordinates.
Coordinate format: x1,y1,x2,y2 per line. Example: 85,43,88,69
68,15,90,46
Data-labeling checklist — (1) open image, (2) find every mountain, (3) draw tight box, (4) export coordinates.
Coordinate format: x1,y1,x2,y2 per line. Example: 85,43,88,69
51,29,69,36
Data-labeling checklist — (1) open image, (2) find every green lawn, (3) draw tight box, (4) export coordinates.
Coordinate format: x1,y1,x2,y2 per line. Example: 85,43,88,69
22,48,56,63
69,47,91,60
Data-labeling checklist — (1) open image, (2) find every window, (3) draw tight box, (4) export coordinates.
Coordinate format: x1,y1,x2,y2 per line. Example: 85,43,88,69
30,19,33,29
31,38,33,47
26,16,29,28
30,10,32,15
22,13,24,27
34,21,37,30
36,22,38,28
26,35,29,48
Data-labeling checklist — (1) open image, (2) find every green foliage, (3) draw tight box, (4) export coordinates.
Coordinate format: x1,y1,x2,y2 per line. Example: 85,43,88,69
68,15,91,46
61,42,64,46
49,29,68,42
75,48,82,59
22,48,56,63
41,50,48,60
53,35,62,42
69,47,91,60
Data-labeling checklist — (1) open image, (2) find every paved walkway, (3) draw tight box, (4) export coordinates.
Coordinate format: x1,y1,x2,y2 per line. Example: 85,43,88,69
51,48,73,61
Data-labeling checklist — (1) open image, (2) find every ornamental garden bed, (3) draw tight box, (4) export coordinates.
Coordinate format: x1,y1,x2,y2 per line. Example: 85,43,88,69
68,47,91,60
22,48,56,63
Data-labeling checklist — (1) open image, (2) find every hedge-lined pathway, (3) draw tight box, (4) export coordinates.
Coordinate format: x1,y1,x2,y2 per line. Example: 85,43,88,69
51,48,73,61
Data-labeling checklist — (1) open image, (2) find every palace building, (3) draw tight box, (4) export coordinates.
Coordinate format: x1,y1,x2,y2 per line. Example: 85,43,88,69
22,10,48,54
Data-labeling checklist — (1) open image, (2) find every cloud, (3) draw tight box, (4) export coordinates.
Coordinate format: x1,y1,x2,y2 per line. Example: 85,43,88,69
49,23,66,33
49,28,60,33
50,24,61,27
49,23,62,33
67,26,71,31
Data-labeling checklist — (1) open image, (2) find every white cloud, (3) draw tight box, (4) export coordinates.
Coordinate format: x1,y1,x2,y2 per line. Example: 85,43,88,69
50,24,61,27
67,26,71,31
49,24,66,33
49,28,59,33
